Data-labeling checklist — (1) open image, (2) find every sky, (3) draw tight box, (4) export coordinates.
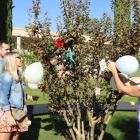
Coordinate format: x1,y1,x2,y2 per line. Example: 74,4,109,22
12,0,127,32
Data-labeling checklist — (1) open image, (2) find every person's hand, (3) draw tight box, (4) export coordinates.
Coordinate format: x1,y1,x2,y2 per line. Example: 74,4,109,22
7,116,16,126
32,96,39,101
107,60,117,73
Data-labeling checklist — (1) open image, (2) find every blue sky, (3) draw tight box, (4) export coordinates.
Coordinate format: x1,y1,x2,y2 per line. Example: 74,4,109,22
12,0,116,32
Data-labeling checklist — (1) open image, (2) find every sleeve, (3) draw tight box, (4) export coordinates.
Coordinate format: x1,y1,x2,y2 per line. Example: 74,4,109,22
0,73,13,111
138,84,140,90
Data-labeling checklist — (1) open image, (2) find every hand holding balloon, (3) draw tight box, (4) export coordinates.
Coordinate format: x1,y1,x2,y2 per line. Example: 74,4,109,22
108,55,139,90
116,55,139,75
107,60,117,73
108,55,139,75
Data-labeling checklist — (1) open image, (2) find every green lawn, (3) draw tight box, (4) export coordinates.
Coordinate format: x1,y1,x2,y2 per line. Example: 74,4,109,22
128,64,140,78
26,87,48,105
23,88,138,140
26,86,138,105
19,111,138,140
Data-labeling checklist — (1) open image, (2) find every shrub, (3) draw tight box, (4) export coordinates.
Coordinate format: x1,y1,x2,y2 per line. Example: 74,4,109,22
25,0,140,139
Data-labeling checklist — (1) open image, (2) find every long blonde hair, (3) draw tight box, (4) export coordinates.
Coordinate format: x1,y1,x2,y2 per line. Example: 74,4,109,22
2,52,19,82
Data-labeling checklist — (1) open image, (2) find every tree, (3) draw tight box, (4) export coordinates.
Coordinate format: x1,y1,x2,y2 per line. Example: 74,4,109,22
83,17,99,35
0,0,14,48
25,0,140,139
24,23,33,30
114,0,131,36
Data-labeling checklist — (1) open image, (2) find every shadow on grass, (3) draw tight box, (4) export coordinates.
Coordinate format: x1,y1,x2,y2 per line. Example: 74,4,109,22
83,111,116,140
47,113,116,140
94,120,116,140
19,113,116,140
45,113,72,140
19,112,138,140
19,114,72,140
110,116,138,140
19,115,41,140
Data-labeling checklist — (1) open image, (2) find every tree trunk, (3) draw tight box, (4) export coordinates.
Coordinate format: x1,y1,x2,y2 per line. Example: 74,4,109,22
69,127,76,140
77,116,81,140
90,125,94,140
76,99,81,140
98,110,113,140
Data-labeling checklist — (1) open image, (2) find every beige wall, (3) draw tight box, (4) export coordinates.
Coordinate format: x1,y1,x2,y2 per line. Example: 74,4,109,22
12,27,91,49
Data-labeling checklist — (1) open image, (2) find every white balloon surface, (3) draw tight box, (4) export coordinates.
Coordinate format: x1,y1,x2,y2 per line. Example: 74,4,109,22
28,81,42,90
110,73,128,91
24,62,43,84
116,55,139,75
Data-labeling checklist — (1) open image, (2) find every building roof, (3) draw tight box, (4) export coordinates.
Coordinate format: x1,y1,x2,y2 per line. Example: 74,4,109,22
12,27,91,42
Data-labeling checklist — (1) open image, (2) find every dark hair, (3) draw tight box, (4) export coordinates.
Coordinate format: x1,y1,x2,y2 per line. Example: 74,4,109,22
0,40,8,49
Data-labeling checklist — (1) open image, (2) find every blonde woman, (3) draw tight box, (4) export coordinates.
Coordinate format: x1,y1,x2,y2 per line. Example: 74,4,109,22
0,52,39,140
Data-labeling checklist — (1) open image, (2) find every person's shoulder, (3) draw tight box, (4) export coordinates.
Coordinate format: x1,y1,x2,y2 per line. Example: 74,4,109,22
2,72,13,83
2,72,13,77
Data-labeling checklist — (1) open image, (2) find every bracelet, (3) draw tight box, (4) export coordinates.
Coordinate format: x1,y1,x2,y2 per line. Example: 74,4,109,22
27,95,33,100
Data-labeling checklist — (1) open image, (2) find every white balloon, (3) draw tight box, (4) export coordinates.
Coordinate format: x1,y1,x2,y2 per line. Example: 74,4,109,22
116,55,139,75
110,73,128,91
24,62,43,84
110,76,117,91
28,81,42,90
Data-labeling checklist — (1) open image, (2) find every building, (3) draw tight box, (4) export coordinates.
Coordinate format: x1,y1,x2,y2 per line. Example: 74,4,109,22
12,27,91,50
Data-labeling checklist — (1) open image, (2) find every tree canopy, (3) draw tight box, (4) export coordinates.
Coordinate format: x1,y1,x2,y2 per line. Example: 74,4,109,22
83,17,99,35
0,0,14,48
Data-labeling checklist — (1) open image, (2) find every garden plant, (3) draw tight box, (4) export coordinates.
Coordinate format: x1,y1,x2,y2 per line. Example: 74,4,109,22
24,0,140,139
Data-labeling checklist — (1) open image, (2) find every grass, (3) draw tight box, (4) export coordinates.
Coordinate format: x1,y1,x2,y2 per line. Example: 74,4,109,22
19,111,138,140
26,87,48,105
20,69,140,140
26,86,138,106
128,62,140,78
19,114,70,140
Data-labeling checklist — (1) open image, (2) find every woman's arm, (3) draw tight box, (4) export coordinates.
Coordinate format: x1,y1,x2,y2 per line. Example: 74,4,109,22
1,73,13,111
107,60,140,97
26,94,33,100
1,73,16,125
26,94,39,101
5,110,16,126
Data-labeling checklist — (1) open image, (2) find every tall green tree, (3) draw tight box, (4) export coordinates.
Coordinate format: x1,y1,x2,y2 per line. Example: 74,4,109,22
0,0,13,47
114,0,131,35
83,17,99,35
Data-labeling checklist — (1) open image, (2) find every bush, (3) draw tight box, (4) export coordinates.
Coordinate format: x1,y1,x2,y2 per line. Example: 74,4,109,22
24,0,140,139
